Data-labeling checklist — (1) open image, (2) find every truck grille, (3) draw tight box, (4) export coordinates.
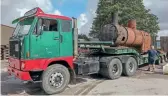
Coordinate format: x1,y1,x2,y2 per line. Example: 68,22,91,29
9,40,21,58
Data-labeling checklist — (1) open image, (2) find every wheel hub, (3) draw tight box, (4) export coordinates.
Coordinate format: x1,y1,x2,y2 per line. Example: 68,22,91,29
112,64,118,74
129,62,134,72
49,72,64,88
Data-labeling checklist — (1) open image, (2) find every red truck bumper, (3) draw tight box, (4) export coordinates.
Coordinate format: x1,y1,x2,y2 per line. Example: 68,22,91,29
8,66,32,80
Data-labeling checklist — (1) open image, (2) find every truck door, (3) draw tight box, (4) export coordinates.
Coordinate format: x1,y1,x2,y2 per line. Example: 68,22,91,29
30,18,60,58
59,20,73,57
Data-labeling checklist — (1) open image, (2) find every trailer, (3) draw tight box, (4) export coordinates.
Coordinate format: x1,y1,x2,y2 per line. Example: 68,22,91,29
7,7,166,94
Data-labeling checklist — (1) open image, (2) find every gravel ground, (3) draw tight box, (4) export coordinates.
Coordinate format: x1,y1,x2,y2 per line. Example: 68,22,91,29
1,60,168,95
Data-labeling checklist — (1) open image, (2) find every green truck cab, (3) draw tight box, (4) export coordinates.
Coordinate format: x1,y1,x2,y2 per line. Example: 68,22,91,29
8,7,167,94
8,8,74,94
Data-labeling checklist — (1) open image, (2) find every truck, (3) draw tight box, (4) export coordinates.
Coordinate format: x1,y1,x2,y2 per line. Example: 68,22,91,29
160,36,168,59
7,7,167,94
155,37,168,61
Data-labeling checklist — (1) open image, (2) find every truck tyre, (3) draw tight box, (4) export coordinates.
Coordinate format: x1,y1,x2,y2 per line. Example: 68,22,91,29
107,58,122,79
41,64,70,95
123,57,137,76
100,58,123,80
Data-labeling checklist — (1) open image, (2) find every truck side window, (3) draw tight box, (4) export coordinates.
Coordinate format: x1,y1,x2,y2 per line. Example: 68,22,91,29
42,19,58,32
61,20,71,32
42,19,50,31
49,20,58,31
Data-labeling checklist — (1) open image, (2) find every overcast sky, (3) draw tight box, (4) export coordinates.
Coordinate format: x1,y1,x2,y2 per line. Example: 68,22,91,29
143,0,168,39
1,0,168,39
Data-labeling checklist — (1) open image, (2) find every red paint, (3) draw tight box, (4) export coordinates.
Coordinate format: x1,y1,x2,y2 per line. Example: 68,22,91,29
36,7,44,14
37,14,71,20
35,7,71,20
43,56,74,69
8,57,21,70
22,56,73,71
8,66,32,80
8,56,73,80
8,56,73,71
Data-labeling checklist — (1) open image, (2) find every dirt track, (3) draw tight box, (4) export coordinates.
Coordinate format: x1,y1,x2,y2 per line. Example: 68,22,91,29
1,61,168,95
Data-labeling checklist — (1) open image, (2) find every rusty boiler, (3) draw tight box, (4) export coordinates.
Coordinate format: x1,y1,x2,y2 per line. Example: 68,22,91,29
100,13,152,52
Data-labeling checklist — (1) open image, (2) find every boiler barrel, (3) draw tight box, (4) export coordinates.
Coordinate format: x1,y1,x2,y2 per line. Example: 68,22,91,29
115,20,151,52
128,20,136,30
115,26,144,46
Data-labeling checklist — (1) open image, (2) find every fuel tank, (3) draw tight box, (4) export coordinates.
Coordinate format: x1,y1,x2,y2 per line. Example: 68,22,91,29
101,20,151,53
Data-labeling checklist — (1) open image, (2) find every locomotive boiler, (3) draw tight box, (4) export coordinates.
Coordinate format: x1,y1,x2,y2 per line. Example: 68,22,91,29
100,13,152,53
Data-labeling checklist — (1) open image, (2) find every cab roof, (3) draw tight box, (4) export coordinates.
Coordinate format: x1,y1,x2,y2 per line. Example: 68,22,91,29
35,7,71,20
12,7,71,24
37,13,71,20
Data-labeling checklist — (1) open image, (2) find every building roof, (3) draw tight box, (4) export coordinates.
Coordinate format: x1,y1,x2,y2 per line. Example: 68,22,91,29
0,24,14,29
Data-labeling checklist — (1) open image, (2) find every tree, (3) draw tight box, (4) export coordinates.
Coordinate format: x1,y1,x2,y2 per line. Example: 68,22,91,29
89,0,160,38
78,34,90,41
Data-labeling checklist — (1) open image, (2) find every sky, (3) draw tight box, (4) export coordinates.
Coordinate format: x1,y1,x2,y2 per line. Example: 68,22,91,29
1,0,168,39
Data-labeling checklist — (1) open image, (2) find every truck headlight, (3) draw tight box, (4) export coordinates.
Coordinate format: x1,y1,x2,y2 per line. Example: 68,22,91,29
15,44,19,52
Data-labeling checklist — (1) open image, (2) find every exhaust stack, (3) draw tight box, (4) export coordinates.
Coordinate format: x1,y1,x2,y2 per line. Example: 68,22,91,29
72,17,78,59
111,12,118,25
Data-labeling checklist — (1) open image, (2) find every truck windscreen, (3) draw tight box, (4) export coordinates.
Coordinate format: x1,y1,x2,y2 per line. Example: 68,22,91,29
13,17,34,36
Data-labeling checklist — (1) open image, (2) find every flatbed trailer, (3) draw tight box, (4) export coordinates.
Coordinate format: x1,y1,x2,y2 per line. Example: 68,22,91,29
78,41,149,62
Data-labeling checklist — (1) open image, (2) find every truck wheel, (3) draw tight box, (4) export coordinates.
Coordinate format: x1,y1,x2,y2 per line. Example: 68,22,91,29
123,57,137,76
106,58,123,79
41,64,70,94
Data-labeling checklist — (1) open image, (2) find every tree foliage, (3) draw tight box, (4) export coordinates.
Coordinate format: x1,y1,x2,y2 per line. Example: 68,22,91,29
78,34,90,41
90,0,160,38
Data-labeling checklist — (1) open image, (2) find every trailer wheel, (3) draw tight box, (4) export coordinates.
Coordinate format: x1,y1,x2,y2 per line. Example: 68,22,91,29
41,64,70,95
123,57,137,76
105,58,123,79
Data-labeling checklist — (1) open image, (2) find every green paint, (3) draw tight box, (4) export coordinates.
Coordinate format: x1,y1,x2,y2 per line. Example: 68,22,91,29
29,18,73,59
78,41,113,46
79,44,151,65
11,16,73,60
79,44,140,55
30,18,60,59
12,18,20,24
11,17,35,59
22,35,30,59
102,47,140,55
